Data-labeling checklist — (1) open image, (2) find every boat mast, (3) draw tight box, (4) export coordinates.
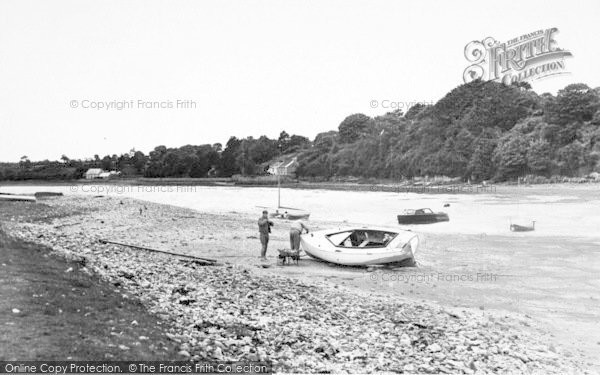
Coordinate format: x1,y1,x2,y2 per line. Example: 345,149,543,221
277,171,281,208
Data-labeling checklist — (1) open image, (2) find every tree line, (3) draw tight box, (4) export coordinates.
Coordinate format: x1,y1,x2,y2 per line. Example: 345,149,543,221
2,80,599,182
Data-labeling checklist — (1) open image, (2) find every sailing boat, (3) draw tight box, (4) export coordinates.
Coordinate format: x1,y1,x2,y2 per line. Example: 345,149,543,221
258,157,310,220
510,193,535,232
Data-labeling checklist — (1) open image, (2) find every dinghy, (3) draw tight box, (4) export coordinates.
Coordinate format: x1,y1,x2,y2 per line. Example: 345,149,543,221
257,171,311,220
397,208,449,224
0,194,36,202
510,221,535,232
300,226,419,266
270,206,310,220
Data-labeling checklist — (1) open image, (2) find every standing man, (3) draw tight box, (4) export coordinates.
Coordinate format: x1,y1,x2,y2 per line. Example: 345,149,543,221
257,210,274,260
290,220,309,252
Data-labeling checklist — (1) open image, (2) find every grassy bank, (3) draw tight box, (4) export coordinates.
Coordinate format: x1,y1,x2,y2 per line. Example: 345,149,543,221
0,225,178,360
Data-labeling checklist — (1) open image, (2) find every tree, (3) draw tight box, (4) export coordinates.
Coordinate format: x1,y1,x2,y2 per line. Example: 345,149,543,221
527,139,553,176
468,138,496,181
277,131,291,154
338,114,372,143
545,83,600,125
288,135,309,151
404,103,428,121
131,151,147,173
494,133,529,179
19,155,31,170
556,142,585,175
219,137,242,177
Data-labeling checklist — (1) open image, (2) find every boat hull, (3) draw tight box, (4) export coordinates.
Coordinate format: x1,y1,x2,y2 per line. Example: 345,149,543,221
0,194,36,202
510,224,534,232
397,213,449,224
269,208,310,220
300,227,418,266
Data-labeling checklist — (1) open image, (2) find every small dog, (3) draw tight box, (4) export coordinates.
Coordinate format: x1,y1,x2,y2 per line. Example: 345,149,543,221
278,249,300,265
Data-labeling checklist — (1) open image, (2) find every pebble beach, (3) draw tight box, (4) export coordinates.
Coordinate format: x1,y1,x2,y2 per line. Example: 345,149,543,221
0,194,594,373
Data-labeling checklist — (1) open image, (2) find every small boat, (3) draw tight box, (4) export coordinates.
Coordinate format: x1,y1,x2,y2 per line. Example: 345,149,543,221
0,194,36,202
257,166,311,220
510,221,535,232
34,191,63,198
300,226,419,266
397,208,449,224
270,206,310,220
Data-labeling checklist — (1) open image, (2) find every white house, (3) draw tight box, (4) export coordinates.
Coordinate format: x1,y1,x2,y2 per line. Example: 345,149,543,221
84,169,121,179
268,157,298,176
84,168,103,179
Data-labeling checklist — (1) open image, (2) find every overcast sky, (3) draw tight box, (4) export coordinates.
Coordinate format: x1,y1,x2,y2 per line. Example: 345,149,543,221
1,0,599,162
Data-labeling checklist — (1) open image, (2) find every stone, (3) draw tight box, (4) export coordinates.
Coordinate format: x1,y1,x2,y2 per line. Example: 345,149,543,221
400,334,412,346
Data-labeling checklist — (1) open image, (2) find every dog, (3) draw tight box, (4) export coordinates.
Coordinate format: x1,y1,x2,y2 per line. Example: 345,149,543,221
278,249,300,265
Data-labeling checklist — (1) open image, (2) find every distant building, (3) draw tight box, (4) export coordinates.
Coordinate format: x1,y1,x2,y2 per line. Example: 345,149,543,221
268,157,298,176
84,169,121,180
84,168,103,179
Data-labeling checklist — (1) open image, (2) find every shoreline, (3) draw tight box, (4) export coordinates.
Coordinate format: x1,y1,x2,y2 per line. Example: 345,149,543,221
1,177,599,194
1,195,596,373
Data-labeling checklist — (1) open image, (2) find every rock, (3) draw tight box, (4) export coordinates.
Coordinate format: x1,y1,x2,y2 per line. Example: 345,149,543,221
468,360,477,371
403,363,416,372
512,352,529,363
400,334,411,346
177,350,191,358
118,345,129,350
11,308,20,314
427,343,442,352
213,347,223,360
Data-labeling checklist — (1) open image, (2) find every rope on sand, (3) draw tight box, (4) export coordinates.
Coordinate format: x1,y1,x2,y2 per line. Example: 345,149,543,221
98,239,218,264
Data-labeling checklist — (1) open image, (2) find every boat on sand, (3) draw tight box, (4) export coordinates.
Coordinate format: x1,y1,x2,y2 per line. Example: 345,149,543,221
300,226,419,266
257,172,310,220
510,221,535,232
0,194,36,202
270,206,310,220
397,208,449,224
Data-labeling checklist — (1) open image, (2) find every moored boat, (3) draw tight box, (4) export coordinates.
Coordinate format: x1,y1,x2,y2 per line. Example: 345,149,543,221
300,226,419,266
397,208,449,224
510,221,535,232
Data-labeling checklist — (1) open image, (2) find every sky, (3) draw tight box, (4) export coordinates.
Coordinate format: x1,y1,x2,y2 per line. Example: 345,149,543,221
1,0,599,162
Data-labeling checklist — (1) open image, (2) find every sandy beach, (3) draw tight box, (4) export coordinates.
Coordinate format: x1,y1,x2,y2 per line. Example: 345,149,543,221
1,193,598,373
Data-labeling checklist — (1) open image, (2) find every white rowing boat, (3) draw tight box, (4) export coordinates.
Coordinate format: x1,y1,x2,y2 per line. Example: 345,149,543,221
300,226,419,266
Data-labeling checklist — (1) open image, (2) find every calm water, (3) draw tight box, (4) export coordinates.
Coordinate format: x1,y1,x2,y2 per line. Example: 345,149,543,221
2,184,600,239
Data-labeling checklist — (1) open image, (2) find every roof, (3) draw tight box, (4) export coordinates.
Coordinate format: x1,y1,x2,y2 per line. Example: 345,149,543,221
269,157,298,171
85,168,103,174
